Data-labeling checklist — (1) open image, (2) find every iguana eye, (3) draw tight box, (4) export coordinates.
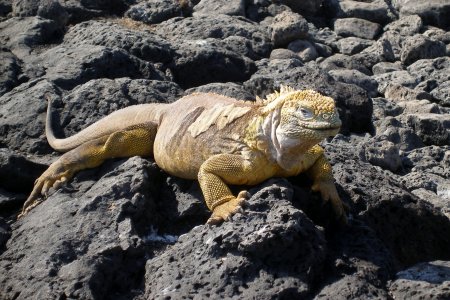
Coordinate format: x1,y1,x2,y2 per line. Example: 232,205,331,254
299,108,313,119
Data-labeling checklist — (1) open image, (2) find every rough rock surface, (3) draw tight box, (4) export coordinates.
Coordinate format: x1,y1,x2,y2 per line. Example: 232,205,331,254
145,180,327,299
193,0,245,17
125,0,182,25
397,0,450,29
334,17,381,40
389,260,450,299
270,10,309,47
1,1,450,299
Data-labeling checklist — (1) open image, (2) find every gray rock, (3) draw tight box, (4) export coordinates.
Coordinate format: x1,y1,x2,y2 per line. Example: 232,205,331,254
0,188,26,212
398,0,450,29
411,188,450,219
0,16,63,62
404,113,450,146
327,139,450,267
193,0,245,17
372,97,403,121
314,42,333,57
310,26,340,48
334,17,381,40
402,145,450,180
372,61,403,75
363,140,402,172
313,216,394,299
401,145,450,217
0,50,21,97
0,79,59,154
380,15,424,60
27,45,165,90
353,38,395,70
170,39,256,89
384,84,433,102
145,180,327,299
328,69,378,97
431,81,450,107
269,48,298,60
389,261,450,299
320,54,371,75
125,0,182,24
36,0,69,27
185,82,255,100
270,10,309,47
373,70,418,94
12,0,128,24
400,99,440,115
279,0,323,15
154,15,272,60
423,27,450,43
384,14,423,36
374,117,425,151
12,0,71,26
380,30,406,60
400,34,446,65
266,3,291,17
287,39,318,62
0,0,12,16
0,216,11,250
0,148,47,195
332,0,393,24
0,157,163,300
336,36,373,55
407,57,450,105
316,275,389,299
12,0,40,16
62,20,175,64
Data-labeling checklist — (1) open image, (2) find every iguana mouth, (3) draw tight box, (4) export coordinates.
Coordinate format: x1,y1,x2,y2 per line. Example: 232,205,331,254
314,125,341,131
302,123,341,131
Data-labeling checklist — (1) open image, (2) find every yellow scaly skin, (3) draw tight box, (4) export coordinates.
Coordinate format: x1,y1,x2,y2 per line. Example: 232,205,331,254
19,86,346,224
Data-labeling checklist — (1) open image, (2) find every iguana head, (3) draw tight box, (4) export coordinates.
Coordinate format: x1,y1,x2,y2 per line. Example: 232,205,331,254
246,86,341,165
258,85,341,140
266,87,341,141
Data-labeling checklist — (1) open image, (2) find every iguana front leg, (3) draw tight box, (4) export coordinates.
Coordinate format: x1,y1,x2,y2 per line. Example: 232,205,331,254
198,154,254,225
19,124,157,218
306,145,347,224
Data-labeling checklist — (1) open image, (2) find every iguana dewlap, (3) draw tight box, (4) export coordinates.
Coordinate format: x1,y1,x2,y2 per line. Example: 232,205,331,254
20,86,346,224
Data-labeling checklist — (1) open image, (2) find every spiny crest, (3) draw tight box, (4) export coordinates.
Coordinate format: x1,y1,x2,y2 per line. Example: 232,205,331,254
255,84,296,105
255,85,336,115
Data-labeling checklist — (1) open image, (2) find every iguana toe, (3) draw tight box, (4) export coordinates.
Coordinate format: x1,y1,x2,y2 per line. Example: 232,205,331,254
206,191,249,225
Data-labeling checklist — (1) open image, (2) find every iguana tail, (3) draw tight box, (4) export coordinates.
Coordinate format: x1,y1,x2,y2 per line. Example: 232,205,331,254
45,96,166,152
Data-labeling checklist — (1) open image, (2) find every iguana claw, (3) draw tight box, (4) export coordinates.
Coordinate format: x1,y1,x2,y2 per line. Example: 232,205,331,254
312,180,348,224
18,163,73,219
207,191,249,225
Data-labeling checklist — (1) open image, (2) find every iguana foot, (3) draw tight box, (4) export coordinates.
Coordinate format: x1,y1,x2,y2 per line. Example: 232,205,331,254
18,162,73,219
207,191,249,225
312,180,348,224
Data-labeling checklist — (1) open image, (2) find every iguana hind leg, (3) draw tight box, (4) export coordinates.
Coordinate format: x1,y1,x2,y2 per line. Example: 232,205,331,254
19,123,157,218
198,154,255,225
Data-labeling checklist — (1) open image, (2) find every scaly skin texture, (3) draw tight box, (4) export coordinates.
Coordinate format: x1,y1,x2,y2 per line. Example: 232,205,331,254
20,86,346,224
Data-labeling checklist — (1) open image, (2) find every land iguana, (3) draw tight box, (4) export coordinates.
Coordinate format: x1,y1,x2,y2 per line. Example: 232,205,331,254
19,86,346,224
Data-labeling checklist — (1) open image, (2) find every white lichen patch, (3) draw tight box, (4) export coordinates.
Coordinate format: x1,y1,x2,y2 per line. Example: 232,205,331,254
144,226,178,244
